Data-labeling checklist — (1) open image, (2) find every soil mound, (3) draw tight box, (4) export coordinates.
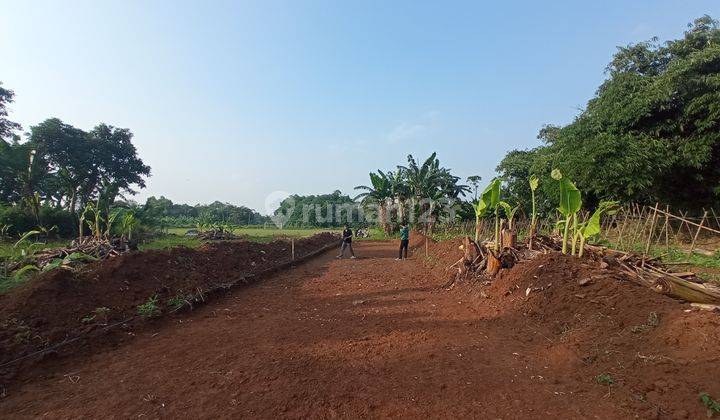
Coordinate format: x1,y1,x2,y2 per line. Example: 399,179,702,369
0,232,340,382
425,243,720,417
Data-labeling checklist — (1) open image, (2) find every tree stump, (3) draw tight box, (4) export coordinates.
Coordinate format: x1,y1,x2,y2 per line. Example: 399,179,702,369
486,250,501,276
462,236,480,262
501,228,517,249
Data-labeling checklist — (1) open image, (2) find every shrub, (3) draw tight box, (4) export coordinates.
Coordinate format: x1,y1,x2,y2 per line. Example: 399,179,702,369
137,295,161,318
0,205,75,238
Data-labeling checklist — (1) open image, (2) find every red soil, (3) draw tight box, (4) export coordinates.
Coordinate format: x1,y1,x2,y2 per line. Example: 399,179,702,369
0,233,340,382
1,237,719,418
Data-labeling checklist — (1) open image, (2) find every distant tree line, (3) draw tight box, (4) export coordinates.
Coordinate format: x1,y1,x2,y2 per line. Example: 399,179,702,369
272,191,359,228
0,83,270,237
497,16,720,214
141,196,267,228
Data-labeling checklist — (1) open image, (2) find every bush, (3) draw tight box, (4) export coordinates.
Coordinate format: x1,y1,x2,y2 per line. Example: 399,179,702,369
39,206,75,237
0,205,75,238
0,205,35,237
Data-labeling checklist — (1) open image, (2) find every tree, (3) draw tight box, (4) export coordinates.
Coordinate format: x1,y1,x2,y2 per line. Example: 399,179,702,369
28,118,91,213
140,196,265,227
398,152,443,204
0,84,153,237
0,82,21,139
356,152,469,232
86,124,151,202
28,119,151,214
466,175,482,200
273,191,357,228
498,16,720,211
355,172,394,233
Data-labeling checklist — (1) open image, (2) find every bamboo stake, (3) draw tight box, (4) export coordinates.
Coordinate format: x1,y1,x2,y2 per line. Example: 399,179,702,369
686,211,708,262
711,208,720,230
631,206,653,251
291,238,295,261
642,203,659,267
676,210,694,239
617,206,630,248
654,215,666,246
602,212,617,241
674,212,685,238
664,205,670,253
656,208,720,235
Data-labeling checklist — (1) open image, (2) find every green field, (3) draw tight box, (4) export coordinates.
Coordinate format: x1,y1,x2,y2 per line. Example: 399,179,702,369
166,227,341,242
0,240,68,259
1,228,343,257
143,227,344,250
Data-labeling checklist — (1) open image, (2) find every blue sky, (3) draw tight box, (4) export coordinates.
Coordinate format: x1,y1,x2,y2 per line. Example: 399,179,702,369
1,1,718,213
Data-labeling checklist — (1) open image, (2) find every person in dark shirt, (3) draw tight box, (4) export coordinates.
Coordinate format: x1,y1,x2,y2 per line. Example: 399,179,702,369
396,223,410,260
337,225,356,259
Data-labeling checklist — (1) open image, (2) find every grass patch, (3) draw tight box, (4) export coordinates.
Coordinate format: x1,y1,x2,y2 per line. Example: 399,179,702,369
137,295,161,318
142,227,341,250
0,275,30,293
697,272,720,284
166,227,340,243
356,228,398,241
0,239,70,259
596,373,614,385
598,240,720,284
662,248,720,268
139,235,201,251
700,393,720,417
168,294,193,311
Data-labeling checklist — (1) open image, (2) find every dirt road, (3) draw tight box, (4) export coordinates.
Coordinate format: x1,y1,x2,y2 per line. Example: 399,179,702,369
0,241,670,418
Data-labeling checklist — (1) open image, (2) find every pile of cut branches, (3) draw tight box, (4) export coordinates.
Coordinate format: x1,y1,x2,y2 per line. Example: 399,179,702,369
448,233,720,307
32,237,135,271
445,234,530,287
196,229,242,241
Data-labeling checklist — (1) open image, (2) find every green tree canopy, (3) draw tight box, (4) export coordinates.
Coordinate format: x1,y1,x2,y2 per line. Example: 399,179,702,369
498,16,720,211
0,82,21,139
274,190,358,227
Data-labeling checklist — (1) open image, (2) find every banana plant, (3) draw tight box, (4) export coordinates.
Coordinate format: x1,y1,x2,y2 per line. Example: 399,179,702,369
78,203,94,240
529,175,539,235
498,201,521,231
42,252,97,272
12,230,42,258
1,230,43,280
574,201,619,257
119,210,139,241
103,209,121,239
551,169,581,254
473,178,501,250
0,223,11,241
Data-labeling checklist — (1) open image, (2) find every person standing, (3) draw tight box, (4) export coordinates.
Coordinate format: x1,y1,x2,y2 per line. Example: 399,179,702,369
397,223,410,260
337,225,356,259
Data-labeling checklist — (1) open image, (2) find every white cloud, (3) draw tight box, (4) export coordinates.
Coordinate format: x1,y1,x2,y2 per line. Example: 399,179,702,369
386,123,428,144
384,110,440,144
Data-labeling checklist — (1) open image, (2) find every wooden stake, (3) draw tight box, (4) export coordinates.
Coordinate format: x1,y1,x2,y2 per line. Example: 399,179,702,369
656,208,720,235
676,210,693,239
664,205,670,252
291,238,295,261
617,207,629,249
711,207,720,230
686,211,708,262
601,211,617,241
631,206,653,250
653,205,669,246
642,203,659,267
